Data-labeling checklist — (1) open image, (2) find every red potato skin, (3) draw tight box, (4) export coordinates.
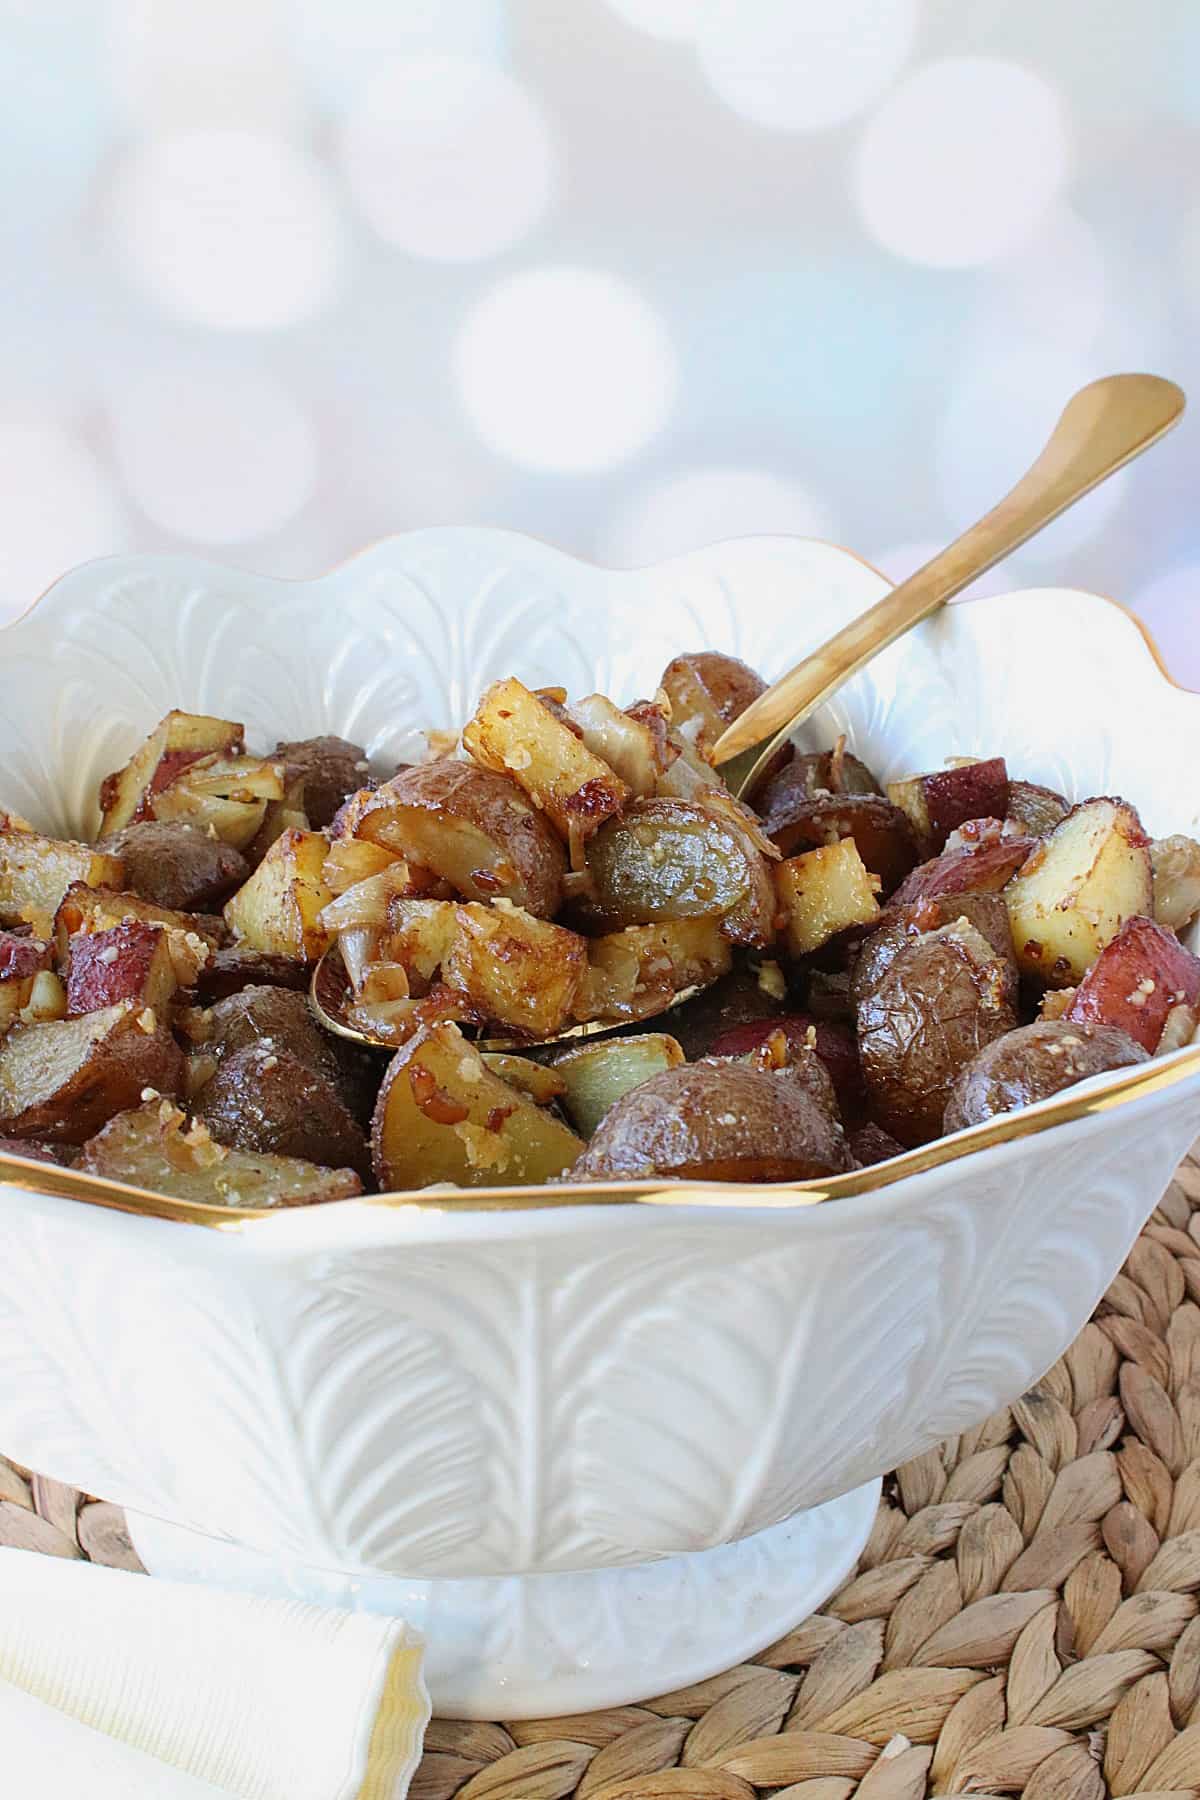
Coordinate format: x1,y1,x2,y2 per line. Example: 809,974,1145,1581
195,947,309,1003
0,1135,66,1165
848,1121,906,1168
66,923,166,1017
708,1014,863,1115
890,838,1036,907
922,758,1009,849
1065,915,1200,1052
0,931,51,982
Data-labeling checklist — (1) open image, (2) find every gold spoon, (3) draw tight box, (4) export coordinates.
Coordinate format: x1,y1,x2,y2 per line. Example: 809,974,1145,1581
313,371,1185,1054
714,373,1185,799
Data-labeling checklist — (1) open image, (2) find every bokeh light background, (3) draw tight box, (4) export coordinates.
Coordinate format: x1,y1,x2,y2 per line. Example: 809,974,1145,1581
1,0,1197,680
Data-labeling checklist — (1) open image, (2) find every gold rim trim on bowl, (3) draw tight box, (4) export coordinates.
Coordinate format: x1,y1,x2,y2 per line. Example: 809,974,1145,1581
2,1043,1198,1229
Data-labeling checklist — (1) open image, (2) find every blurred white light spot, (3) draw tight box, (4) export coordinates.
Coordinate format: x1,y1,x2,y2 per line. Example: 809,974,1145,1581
338,57,554,262
110,363,317,543
605,468,833,566
698,0,918,132
1132,565,1200,692
936,343,1127,557
855,58,1071,266
290,0,505,114
0,420,126,622
602,0,704,42
872,539,1030,600
454,269,676,473
107,0,299,133
107,128,345,329
981,210,1108,351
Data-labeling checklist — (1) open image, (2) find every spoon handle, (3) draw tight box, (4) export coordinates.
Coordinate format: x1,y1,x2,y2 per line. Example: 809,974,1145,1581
712,373,1185,789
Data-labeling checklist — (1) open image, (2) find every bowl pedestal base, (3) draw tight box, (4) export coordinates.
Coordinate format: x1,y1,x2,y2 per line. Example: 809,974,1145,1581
127,1479,880,1719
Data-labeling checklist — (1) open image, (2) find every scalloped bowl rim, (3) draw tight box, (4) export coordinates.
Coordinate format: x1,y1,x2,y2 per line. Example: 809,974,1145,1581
0,530,1197,1234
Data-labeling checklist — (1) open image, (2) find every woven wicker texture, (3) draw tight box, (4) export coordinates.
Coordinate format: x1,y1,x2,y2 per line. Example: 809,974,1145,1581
5,1152,1200,1797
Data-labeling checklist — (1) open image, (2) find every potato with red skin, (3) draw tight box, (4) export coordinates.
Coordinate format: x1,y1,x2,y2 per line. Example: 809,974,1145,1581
98,711,244,835
890,838,1036,908
1006,780,1069,838
97,821,247,912
708,1014,862,1116
944,1019,1148,1131
567,1062,852,1183
659,652,767,760
0,1135,66,1165
0,1003,185,1143
756,748,882,822
887,759,1009,856
196,1044,370,1178
273,736,372,829
848,1121,906,1168
195,946,308,1002
1004,797,1153,986
1064,915,1200,1052
354,762,566,916
857,919,1018,1146
0,931,54,1034
66,921,180,1019
762,793,917,897
853,892,1016,1006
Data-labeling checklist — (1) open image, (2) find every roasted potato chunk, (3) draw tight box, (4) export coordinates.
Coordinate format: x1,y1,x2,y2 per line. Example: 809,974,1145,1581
659,652,766,759
757,747,882,821
580,918,733,1022
890,838,1035,908
847,1120,906,1168
354,762,566,915
762,793,917,898
66,921,182,1019
887,758,1009,857
196,1045,370,1178
441,902,587,1038
98,711,244,835
944,1019,1148,1131
273,736,372,830
371,1022,583,1189
1151,835,1200,933
381,898,587,1037
551,1032,685,1137
708,1014,862,1116
193,946,308,1003
79,1101,361,1206
0,1002,184,1143
857,919,1018,1146
189,984,341,1079
0,931,53,1034
97,821,247,912
574,797,775,945
1004,797,1154,986
224,828,334,962
54,885,222,991
1064,915,1200,1052
775,839,881,957
1006,780,1069,838
463,677,628,843
0,831,125,938
853,892,1016,1006
567,1063,851,1183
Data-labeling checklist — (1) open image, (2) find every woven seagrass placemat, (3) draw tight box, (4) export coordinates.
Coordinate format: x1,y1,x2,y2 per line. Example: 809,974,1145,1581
4,1153,1200,1798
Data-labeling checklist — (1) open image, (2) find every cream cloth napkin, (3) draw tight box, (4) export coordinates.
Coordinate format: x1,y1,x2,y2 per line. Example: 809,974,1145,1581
0,1547,430,1799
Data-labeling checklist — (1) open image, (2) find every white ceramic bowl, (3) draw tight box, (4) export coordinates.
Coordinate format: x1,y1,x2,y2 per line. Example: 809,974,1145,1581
1,532,1198,1717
